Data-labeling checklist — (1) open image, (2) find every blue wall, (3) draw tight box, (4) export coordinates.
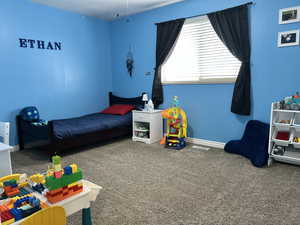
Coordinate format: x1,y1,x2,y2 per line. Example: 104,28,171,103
0,0,112,145
110,0,300,143
1,0,299,146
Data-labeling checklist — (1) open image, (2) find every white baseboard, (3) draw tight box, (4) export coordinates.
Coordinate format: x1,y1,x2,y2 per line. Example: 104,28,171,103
185,137,225,150
10,145,20,152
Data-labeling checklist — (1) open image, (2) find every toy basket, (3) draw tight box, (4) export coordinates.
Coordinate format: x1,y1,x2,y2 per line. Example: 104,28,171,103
291,129,300,149
273,111,293,128
272,127,291,147
292,113,300,131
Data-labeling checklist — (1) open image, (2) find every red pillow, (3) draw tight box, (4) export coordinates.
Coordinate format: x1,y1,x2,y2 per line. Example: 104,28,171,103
101,104,135,115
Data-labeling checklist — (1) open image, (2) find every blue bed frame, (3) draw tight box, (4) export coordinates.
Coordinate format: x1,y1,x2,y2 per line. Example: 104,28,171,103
16,92,144,155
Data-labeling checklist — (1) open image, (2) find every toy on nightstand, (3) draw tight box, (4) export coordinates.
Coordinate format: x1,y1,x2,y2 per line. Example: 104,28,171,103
161,96,187,150
44,155,83,203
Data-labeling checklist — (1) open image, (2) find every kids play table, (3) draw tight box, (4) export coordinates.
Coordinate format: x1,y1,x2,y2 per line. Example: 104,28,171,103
8,180,102,225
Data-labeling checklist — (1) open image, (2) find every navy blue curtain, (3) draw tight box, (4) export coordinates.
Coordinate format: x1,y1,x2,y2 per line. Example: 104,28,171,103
152,19,185,108
208,5,251,115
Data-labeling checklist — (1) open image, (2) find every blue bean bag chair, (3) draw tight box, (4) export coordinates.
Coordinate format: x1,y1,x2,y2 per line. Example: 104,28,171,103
224,120,270,167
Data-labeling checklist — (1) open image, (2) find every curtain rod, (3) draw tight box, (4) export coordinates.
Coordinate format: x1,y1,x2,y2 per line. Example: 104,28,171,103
155,2,254,25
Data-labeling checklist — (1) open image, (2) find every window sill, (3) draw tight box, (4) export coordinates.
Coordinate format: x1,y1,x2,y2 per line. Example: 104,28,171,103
162,77,237,85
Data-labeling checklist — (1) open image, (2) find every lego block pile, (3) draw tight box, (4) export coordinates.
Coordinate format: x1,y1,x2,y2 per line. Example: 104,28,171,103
3,180,20,197
0,195,47,225
45,156,83,203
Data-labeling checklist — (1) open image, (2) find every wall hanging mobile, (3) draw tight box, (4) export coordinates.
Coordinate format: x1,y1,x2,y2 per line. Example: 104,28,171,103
126,46,134,77
125,0,134,77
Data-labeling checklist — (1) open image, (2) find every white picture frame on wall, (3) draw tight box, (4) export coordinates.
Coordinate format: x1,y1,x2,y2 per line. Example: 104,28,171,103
279,6,300,24
278,30,300,47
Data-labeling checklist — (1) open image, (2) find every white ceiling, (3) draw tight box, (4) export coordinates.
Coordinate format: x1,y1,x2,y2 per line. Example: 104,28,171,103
32,0,185,21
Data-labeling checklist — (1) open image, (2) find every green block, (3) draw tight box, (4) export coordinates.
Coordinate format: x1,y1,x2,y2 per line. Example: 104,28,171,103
45,176,63,190
52,155,61,165
10,179,17,185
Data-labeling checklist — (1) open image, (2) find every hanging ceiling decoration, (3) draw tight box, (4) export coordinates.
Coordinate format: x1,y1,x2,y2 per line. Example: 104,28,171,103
125,0,134,77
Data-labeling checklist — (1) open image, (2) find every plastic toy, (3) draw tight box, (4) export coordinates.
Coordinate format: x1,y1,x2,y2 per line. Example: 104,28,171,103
3,180,20,197
0,195,48,224
273,145,285,155
44,156,83,203
0,157,83,224
161,96,187,150
279,92,300,110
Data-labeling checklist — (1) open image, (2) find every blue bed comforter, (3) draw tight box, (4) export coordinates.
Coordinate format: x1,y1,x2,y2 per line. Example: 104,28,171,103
52,113,132,139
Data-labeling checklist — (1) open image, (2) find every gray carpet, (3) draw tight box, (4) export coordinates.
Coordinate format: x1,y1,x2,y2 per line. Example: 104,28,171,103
11,139,300,225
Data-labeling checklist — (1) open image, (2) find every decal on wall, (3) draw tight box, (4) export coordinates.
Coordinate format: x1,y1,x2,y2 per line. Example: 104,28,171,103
19,38,62,51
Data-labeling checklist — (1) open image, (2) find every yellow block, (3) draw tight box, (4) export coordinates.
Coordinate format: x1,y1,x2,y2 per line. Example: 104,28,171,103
29,174,45,184
2,218,15,225
54,164,62,172
0,174,21,184
68,181,81,188
70,164,78,173
10,194,32,202
0,174,28,187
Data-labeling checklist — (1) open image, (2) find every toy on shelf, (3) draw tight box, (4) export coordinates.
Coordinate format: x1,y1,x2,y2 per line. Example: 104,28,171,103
279,92,300,110
273,145,285,156
44,155,83,203
279,120,291,124
294,137,300,143
160,96,187,150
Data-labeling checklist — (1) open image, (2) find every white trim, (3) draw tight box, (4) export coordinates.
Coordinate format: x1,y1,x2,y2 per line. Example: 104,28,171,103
185,137,225,149
10,145,20,152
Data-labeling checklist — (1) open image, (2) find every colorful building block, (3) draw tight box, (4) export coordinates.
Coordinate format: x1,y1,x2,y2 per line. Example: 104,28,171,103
64,166,72,175
70,164,78,173
52,155,61,165
45,169,82,191
44,156,83,203
54,171,63,179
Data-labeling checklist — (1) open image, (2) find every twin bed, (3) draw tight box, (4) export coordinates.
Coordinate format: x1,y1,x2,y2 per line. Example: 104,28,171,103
17,92,144,155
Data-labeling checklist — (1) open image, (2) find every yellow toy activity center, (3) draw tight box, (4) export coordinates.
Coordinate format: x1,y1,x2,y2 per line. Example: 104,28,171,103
161,96,187,150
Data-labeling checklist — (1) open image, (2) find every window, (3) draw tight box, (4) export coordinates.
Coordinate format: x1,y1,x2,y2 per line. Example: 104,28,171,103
161,15,242,84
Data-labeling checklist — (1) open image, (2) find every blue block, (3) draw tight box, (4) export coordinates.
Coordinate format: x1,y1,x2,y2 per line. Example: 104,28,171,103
64,166,72,175
3,181,11,186
10,208,23,221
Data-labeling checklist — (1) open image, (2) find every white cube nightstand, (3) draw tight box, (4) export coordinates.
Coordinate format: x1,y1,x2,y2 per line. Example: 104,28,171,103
132,110,163,144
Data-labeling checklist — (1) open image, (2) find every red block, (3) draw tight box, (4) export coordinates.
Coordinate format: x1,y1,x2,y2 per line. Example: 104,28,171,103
54,171,63,178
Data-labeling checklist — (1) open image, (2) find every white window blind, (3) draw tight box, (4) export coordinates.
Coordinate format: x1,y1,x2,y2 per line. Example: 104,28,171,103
161,15,242,84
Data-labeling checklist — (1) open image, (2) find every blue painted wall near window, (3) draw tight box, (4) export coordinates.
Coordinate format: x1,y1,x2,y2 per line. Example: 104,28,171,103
110,0,300,143
0,0,112,145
